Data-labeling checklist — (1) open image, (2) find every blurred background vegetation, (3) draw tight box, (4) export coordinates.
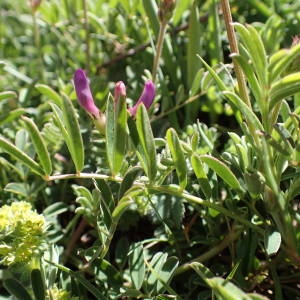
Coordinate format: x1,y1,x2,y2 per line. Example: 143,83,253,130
0,0,300,299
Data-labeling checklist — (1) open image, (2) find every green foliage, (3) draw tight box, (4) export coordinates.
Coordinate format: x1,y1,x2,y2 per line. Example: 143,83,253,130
0,0,300,299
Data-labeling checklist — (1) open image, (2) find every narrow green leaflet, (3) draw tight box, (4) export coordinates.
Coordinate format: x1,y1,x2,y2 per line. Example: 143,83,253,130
3,278,32,300
0,108,25,126
200,154,241,190
0,91,17,101
269,72,300,109
146,252,168,294
50,103,73,158
4,182,29,197
269,42,300,82
129,242,145,290
106,94,128,176
0,136,44,176
31,269,45,300
197,55,227,91
136,104,157,182
190,263,268,300
223,91,264,131
166,128,187,190
234,23,267,86
156,256,179,294
187,3,202,87
22,116,52,176
35,83,62,106
231,54,262,102
118,166,142,200
61,94,84,173
191,154,212,199
142,0,159,35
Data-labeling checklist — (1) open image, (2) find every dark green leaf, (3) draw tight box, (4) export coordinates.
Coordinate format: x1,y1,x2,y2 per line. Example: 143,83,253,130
31,269,45,300
118,166,142,200
4,278,32,300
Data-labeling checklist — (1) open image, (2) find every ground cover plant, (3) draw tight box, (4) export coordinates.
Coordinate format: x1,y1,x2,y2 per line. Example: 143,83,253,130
0,0,300,299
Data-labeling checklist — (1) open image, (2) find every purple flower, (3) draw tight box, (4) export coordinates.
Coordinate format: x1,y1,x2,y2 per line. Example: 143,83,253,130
114,81,126,103
129,80,155,117
73,69,100,119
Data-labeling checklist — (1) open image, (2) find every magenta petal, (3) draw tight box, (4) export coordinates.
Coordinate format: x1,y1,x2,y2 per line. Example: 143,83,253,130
73,69,100,119
114,81,126,102
129,80,155,117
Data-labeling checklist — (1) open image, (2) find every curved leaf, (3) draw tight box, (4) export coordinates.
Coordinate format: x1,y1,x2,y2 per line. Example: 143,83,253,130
22,116,52,176
35,83,62,106
223,91,264,131
4,278,32,300
31,269,45,300
270,72,300,109
200,154,241,190
0,91,17,101
0,136,44,176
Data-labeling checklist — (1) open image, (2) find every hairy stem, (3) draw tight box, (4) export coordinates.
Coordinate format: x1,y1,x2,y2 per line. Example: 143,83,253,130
152,19,168,82
220,0,251,108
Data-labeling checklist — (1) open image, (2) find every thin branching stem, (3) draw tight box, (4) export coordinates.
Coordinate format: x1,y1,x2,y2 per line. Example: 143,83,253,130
220,0,251,108
152,19,168,82
47,173,264,235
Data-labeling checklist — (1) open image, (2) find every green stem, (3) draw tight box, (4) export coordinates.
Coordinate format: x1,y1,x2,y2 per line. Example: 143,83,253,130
220,0,251,109
175,228,242,275
152,19,168,82
47,173,264,235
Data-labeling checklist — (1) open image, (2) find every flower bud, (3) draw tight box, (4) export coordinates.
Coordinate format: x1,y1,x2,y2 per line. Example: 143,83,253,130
158,0,176,23
129,80,155,117
114,81,126,103
28,0,42,12
73,69,100,119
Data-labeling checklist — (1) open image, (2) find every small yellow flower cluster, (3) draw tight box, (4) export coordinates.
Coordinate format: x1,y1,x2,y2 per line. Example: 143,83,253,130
0,201,46,266
46,286,76,300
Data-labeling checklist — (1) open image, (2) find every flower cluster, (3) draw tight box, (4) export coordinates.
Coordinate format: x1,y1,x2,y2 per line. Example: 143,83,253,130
0,201,46,266
73,69,155,133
